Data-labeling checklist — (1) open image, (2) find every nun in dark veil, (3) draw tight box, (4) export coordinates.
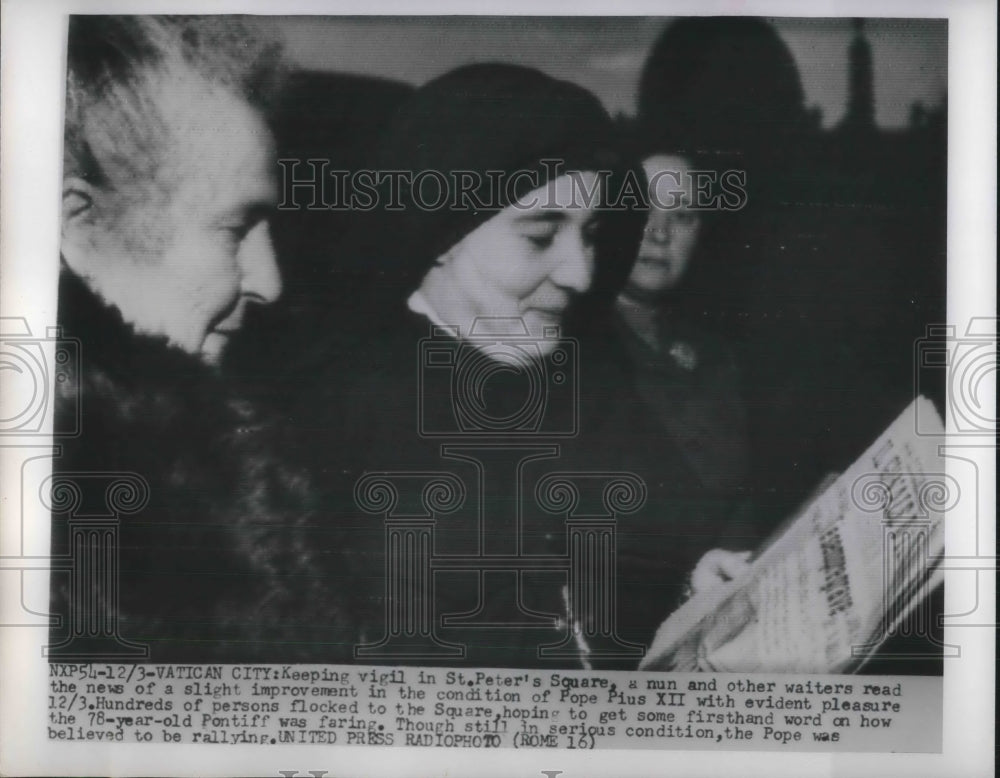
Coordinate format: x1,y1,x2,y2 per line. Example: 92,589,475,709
298,64,750,669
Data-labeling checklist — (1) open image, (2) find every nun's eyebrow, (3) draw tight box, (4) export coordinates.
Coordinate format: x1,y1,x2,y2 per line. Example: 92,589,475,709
512,211,568,224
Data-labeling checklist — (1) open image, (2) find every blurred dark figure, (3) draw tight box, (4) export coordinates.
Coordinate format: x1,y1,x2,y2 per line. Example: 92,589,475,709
639,17,942,528
597,123,754,541
638,17,946,674
640,18,816,522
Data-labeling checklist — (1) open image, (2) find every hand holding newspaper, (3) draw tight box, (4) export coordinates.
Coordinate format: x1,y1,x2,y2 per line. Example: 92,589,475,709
641,396,946,673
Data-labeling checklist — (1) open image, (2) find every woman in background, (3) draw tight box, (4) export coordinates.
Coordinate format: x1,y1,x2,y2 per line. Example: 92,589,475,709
298,64,749,668
613,144,750,508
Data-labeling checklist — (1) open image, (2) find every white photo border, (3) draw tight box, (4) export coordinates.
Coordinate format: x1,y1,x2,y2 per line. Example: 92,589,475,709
0,1,994,776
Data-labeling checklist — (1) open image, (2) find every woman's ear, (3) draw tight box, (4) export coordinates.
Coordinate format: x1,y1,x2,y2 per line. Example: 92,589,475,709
60,177,97,274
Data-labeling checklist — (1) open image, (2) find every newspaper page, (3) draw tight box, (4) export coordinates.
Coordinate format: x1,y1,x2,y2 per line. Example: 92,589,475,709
641,397,947,674
0,3,995,778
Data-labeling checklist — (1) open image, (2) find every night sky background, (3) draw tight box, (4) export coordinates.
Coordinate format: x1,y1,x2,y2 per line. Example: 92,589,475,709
275,16,946,129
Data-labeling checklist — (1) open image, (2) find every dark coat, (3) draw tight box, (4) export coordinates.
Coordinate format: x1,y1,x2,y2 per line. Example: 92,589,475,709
50,271,357,663
610,306,751,500
293,282,741,668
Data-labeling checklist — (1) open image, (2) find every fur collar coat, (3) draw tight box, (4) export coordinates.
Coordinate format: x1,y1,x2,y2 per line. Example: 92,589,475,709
50,270,356,663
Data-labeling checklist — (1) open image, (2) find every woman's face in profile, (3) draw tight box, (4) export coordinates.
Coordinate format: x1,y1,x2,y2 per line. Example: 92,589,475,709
427,172,602,351
627,153,702,298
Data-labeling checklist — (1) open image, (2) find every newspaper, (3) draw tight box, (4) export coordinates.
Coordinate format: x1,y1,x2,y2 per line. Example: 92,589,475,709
641,397,946,674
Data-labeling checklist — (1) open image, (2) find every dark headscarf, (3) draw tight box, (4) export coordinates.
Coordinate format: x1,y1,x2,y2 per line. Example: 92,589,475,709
368,63,644,298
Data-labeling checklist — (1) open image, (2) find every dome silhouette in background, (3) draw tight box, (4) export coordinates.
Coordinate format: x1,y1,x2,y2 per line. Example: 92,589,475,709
638,17,809,167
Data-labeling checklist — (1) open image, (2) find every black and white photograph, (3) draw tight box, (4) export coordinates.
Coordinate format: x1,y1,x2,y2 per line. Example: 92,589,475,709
0,2,994,776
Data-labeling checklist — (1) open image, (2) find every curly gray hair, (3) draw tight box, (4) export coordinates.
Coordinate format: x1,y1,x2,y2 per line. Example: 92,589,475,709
64,15,285,215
